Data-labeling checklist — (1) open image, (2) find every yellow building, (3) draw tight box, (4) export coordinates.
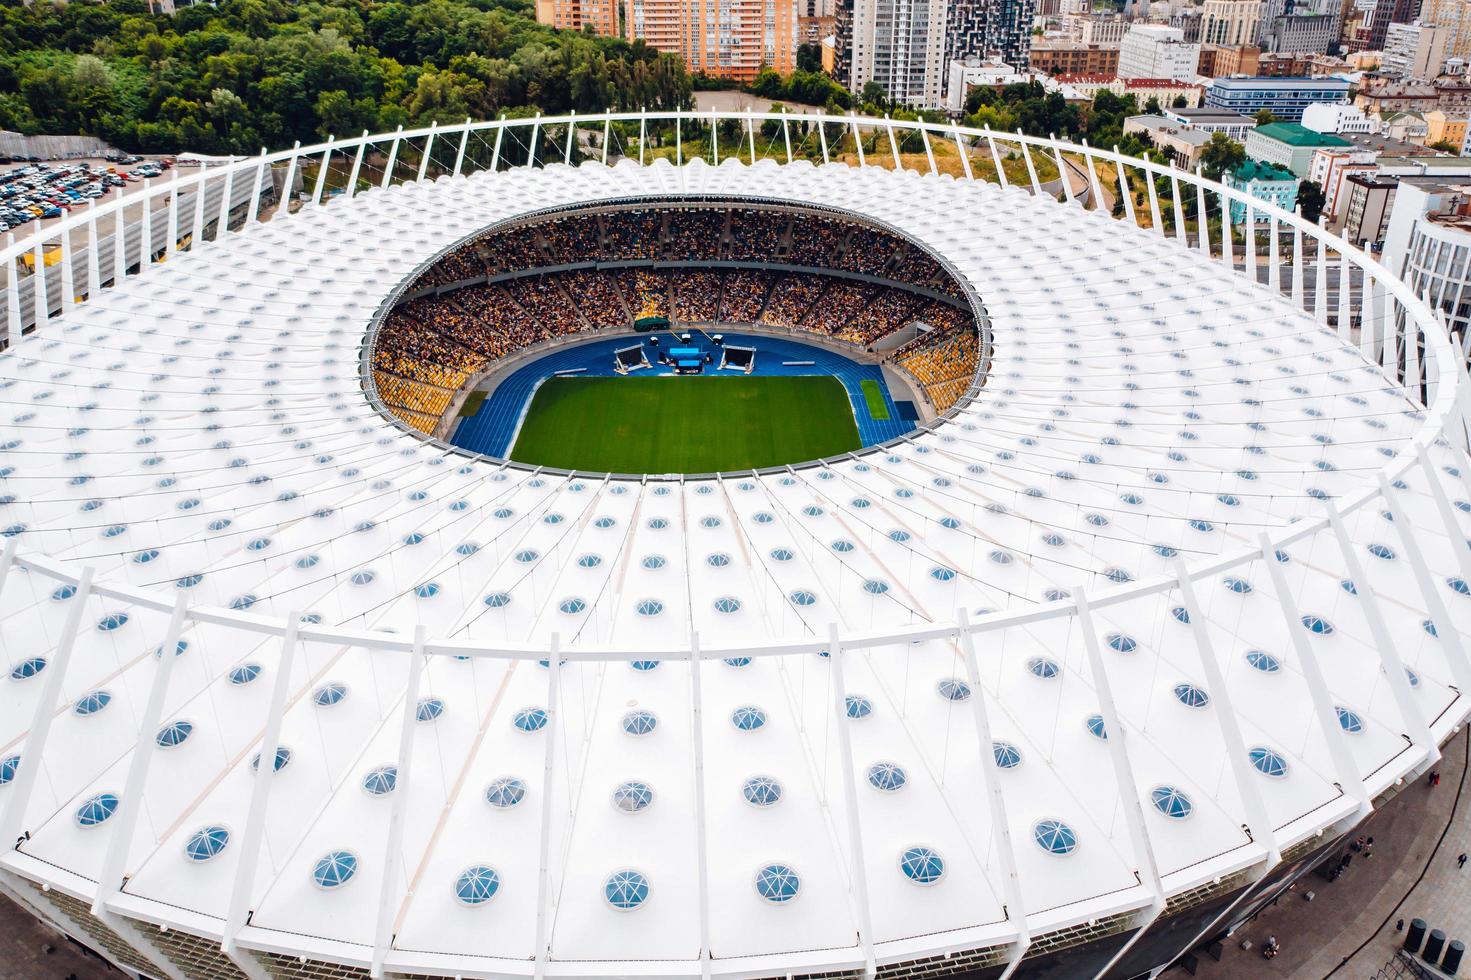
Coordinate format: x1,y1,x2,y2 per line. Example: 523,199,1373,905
1426,109,1469,150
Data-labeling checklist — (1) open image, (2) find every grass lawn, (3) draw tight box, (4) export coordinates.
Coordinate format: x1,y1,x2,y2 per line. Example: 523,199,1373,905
860,379,890,420
511,375,861,472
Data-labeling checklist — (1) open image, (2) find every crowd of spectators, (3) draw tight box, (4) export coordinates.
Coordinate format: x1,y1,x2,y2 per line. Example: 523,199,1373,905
372,206,980,431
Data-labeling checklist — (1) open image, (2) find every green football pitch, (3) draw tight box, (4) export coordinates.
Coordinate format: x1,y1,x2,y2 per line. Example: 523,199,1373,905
510,375,862,472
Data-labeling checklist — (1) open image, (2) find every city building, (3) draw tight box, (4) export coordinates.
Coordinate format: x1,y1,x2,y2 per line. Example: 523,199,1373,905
1426,108,1471,148
1338,171,1400,245
1054,73,1204,104
1062,12,1130,44
1196,43,1262,75
1300,102,1378,134
1381,179,1471,345
1344,131,1452,156
1117,24,1201,80
1307,145,1380,217
1260,12,1341,53
1362,0,1418,52
1122,113,1214,166
1029,39,1122,76
946,57,1023,112
1245,121,1353,176
1382,22,1451,80
1205,75,1353,121
624,0,800,81
1224,159,1301,221
535,0,620,33
1164,105,1258,138
845,0,947,105
1381,109,1432,142
943,0,1037,94
1199,0,1260,46
1421,0,1471,61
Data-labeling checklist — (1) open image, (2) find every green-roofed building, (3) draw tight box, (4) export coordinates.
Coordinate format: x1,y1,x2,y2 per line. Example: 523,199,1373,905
1224,160,1298,225
1244,122,1353,178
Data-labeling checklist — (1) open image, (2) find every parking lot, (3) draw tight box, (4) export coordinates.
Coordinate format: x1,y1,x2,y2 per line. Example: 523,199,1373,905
0,154,176,236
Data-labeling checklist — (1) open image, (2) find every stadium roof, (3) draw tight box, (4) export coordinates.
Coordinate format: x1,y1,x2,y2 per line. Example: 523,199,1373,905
0,137,1466,978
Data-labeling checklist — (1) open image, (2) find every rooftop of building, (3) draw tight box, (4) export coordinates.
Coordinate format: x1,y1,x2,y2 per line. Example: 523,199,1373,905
1208,75,1353,89
1124,114,1214,144
1231,159,1298,182
1344,171,1402,188
1342,132,1444,155
1166,106,1255,121
1251,122,1353,146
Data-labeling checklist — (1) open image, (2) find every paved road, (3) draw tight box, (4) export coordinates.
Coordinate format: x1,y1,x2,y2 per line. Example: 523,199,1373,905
1182,728,1469,979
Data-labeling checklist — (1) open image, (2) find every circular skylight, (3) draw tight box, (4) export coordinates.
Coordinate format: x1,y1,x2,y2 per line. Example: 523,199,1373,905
183,825,230,862
742,775,783,807
362,766,399,796
992,741,1023,769
898,846,945,884
455,865,501,906
754,864,801,903
485,776,527,808
1150,786,1193,819
867,762,907,793
1032,819,1078,855
1248,746,1289,777
311,850,358,889
731,705,766,731
611,780,654,813
604,869,649,910
76,793,119,827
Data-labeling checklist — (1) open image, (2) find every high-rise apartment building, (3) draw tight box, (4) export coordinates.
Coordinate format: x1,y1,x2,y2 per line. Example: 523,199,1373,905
623,0,801,81
536,0,620,35
1200,0,1261,45
1422,0,1471,59
1383,21,1450,78
1117,23,1201,79
846,0,948,106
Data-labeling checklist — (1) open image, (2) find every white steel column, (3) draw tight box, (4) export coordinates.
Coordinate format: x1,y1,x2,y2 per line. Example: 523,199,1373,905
1314,235,1327,323
453,118,473,177
1257,535,1371,815
689,633,713,980
920,126,937,175
30,240,47,324
491,117,506,172
746,111,757,164
851,114,866,167
1195,172,1210,256
221,612,302,956
639,113,647,165
987,129,1007,189
1170,171,1184,240
825,625,876,978
58,223,75,314
565,113,576,166
1171,563,1281,863
1020,137,1040,193
1268,216,1281,294
3,234,20,340
112,186,127,284
86,206,102,293
677,115,683,166
710,113,718,164
138,185,152,266
1142,155,1161,233
952,125,973,180
369,627,427,978
1322,503,1438,764
1220,191,1233,271
0,567,95,848
1114,155,1135,223
955,611,1030,975
273,142,300,221
1338,251,1352,341
245,149,267,227
1244,208,1257,282
531,635,562,979
214,162,235,239
1381,473,1471,695
381,126,403,188
818,118,831,164
92,594,190,915
1055,140,1073,204
417,124,436,182
782,110,793,164
1291,219,1304,311
344,131,369,201
886,118,901,171
1418,444,1471,586
312,137,334,206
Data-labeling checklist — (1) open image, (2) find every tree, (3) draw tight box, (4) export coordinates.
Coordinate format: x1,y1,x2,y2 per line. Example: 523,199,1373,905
1297,179,1326,223
860,80,887,109
1172,94,1188,109
1254,108,1277,126
796,43,822,73
1429,138,1460,153
1199,131,1245,181
1144,96,1161,115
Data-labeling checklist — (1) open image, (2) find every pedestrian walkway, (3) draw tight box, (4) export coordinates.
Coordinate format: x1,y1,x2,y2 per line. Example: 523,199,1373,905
1183,729,1470,978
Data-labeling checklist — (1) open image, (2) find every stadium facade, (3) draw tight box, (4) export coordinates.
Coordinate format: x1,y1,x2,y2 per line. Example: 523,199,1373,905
0,112,1468,980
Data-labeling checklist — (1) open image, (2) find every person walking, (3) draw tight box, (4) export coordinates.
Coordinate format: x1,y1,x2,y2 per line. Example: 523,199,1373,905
1458,852,1467,869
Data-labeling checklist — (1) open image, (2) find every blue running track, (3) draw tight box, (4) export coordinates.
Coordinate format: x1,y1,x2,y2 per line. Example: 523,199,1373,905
451,331,915,459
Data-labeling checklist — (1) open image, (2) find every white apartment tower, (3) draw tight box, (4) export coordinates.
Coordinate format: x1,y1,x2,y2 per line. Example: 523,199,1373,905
848,0,949,107
1117,23,1201,79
